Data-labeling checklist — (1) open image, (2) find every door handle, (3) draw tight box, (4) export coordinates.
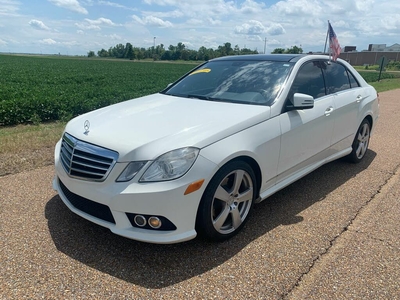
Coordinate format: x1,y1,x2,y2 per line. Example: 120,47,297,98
325,106,334,116
356,95,364,103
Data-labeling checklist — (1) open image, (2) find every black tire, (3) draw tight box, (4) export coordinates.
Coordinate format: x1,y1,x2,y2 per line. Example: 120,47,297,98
347,119,371,163
196,160,256,241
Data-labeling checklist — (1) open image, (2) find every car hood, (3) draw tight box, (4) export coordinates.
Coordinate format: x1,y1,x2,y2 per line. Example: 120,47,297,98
64,93,271,161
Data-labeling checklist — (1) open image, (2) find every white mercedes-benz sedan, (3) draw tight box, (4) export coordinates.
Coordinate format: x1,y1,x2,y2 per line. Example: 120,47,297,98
53,54,379,244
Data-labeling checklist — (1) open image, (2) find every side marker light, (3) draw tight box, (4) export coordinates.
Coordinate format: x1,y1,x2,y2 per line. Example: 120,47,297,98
184,179,205,195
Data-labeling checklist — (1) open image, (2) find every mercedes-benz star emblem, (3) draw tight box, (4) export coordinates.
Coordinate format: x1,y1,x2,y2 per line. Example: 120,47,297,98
84,120,90,135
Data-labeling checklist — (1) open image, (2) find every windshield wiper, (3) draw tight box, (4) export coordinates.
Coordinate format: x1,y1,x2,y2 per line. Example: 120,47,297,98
187,94,230,103
186,94,211,100
164,93,211,100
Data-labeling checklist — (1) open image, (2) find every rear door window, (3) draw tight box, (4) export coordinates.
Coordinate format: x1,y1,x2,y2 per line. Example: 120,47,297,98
323,62,351,94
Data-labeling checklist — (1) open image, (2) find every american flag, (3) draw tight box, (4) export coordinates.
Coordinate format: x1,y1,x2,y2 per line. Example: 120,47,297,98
328,21,341,61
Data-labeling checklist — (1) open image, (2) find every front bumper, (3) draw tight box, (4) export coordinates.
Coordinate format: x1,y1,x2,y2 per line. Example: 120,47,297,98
53,141,217,244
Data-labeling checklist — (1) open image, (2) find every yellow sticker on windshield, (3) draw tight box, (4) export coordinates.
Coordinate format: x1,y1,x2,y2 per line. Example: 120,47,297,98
189,68,211,75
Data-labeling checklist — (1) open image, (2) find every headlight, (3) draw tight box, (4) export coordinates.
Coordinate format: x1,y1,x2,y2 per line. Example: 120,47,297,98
116,161,147,182
140,147,199,182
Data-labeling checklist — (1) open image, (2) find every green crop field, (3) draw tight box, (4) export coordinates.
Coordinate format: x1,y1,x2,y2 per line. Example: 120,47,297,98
1,54,399,126
0,55,196,126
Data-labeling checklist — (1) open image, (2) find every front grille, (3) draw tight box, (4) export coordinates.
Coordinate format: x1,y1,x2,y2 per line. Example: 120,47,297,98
60,133,118,181
58,179,115,224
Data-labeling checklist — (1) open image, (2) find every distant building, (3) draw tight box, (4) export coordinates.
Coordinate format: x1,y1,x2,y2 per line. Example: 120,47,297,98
386,43,400,51
338,43,400,66
344,46,356,52
368,44,386,51
368,43,400,51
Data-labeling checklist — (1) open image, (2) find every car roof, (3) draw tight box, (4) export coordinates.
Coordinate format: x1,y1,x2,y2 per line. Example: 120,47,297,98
210,54,306,63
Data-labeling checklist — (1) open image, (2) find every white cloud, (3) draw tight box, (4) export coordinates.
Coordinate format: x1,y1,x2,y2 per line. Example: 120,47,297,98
62,40,79,46
181,41,194,49
266,23,285,35
132,15,173,28
85,17,116,26
108,33,122,40
98,0,124,8
40,38,57,45
75,17,116,30
354,0,374,12
235,20,266,35
187,19,202,25
98,0,136,11
245,35,263,42
0,38,7,45
142,0,179,5
0,0,20,15
272,0,322,16
144,9,184,19
265,38,282,46
334,20,349,28
77,29,84,34
208,18,221,26
29,19,50,31
240,0,266,14
48,0,88,14
380,14,400,30
75,22,100,30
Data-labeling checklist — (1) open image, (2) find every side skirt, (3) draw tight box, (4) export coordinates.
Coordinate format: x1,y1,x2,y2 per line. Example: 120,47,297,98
256,147,352,203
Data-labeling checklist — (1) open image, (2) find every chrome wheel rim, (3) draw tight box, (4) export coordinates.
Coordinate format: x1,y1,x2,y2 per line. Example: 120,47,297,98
355,123,370,159
211,169,253,234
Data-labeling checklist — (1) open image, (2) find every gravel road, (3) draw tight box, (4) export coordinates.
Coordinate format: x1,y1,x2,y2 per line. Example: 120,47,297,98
1,89,399,299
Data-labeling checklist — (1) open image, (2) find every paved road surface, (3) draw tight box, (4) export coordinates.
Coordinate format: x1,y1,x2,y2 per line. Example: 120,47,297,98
1,89,399,299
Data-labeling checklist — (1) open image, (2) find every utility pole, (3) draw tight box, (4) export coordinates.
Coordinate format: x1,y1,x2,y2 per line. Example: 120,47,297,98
153,36,156,48
264,37,267,54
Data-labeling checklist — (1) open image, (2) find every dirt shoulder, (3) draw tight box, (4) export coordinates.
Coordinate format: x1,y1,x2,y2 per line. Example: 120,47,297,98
0,122,64,176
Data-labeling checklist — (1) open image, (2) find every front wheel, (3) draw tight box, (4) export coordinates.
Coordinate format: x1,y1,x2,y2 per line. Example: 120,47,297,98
196,161,256,241
347,119,371,163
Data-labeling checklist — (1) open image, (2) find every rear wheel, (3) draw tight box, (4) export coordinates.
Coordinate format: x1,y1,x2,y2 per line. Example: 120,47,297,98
196,161,256,241
348,119,371,163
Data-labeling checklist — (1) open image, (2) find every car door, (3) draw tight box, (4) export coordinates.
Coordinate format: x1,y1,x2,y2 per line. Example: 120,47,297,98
323,62,363,150
277,60,335,183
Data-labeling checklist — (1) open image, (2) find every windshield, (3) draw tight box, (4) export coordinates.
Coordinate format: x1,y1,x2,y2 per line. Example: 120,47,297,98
163,60,293,106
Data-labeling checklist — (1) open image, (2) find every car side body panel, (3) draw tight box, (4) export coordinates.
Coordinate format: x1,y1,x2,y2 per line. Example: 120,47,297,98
200,115,282,193
277,95,335,179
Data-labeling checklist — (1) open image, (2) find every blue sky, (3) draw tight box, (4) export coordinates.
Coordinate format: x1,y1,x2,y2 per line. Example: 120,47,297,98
0,0,399,55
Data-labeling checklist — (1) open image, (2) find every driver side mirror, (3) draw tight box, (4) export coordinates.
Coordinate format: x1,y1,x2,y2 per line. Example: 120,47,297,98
287,93,314,111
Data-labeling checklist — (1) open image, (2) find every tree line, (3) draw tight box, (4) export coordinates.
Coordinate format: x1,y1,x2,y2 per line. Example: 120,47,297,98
88,42,304,61
88,42,259,61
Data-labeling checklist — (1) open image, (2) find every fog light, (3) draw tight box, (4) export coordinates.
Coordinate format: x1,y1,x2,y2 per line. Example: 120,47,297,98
148,216,162,229
134,215,146,227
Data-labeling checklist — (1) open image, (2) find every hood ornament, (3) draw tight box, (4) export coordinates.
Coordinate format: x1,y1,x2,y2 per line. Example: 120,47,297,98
84,120,90,135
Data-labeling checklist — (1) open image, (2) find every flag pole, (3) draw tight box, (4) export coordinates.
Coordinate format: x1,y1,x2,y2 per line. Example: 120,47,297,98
323,20,329,54
328,20,332,62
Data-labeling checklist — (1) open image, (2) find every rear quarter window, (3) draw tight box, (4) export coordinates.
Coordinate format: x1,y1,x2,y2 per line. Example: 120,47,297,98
347,69,361,88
